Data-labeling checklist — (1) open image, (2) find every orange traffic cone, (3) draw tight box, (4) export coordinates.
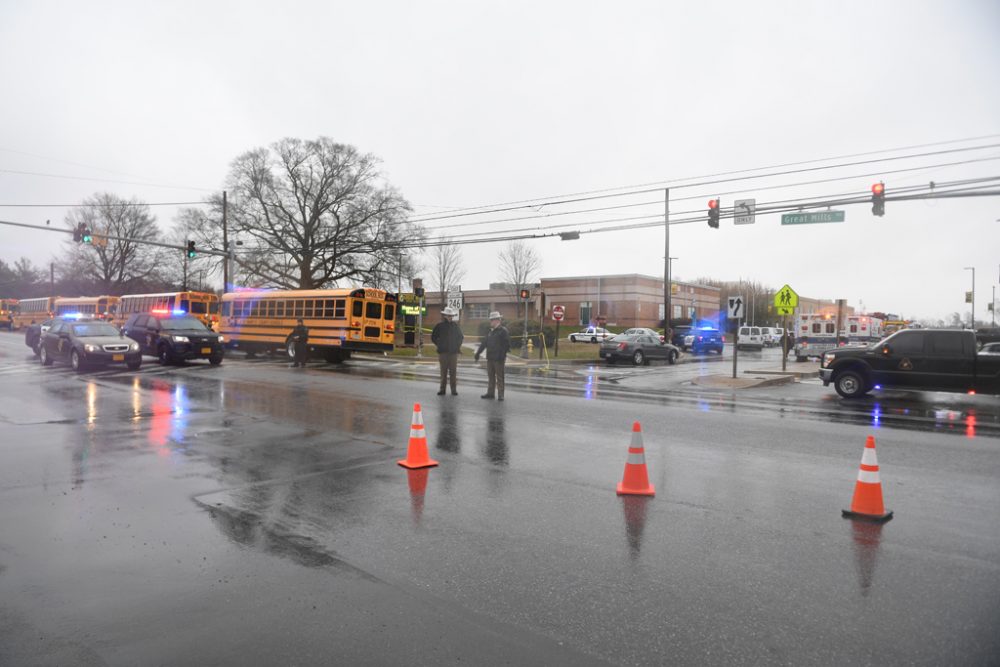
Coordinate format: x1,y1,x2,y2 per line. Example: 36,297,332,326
616,422,655,496
842,436,893,522
398,403,439,469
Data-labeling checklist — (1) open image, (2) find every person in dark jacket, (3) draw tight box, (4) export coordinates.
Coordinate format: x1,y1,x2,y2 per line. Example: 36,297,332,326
290,318,309,367
475,311,511,401
432,306,464,395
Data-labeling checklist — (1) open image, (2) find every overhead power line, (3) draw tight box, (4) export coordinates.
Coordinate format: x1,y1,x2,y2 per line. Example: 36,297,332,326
0,168,215,192
406,142,1000,225
411,156,1000,234
406,134,1000,221
0,200,211,208
395,178,1000,249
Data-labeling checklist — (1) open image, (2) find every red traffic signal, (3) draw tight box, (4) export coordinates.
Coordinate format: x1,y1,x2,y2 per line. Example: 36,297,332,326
519,288,530,300
871,182,886,217
707,199,720,228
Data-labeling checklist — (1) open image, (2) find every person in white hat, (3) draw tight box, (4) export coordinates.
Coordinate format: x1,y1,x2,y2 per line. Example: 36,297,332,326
474,311,511,401
431,305,464,395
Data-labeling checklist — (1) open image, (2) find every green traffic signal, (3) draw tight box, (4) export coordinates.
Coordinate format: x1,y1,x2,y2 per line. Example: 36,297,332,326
186,241,196,258
82,227,93,244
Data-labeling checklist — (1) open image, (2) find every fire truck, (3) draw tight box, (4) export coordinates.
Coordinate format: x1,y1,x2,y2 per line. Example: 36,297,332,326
793,313,884,361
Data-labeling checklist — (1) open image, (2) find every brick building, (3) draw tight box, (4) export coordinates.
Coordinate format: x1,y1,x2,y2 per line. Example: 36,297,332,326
424,273,721,328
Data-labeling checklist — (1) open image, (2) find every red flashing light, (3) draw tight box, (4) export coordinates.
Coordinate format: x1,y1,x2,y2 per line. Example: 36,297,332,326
151,308,169,314
707,199,719,209
871,183,885,195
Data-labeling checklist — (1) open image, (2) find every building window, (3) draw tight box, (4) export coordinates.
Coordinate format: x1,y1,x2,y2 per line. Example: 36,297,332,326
466,304,490,319
580,301,592,325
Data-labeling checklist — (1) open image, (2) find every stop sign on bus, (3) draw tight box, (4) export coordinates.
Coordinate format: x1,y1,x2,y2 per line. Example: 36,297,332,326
552,305,565,321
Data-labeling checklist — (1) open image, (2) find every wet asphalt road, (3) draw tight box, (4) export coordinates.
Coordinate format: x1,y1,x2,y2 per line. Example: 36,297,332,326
1,332,999,666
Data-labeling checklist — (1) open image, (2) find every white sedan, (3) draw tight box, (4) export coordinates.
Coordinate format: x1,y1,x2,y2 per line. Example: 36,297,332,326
568,327,611,343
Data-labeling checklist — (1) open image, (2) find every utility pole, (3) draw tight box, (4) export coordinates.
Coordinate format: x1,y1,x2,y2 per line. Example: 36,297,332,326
222,191,229,292
50,262,54,294
663,189,671,338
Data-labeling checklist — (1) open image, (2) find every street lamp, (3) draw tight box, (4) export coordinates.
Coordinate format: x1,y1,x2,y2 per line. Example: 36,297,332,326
964,267,975,329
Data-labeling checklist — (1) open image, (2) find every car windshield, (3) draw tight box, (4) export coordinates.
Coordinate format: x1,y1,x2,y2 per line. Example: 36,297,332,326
71,323,120,337
160,317,208,331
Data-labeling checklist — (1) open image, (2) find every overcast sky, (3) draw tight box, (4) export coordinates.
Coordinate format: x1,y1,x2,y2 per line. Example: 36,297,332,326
2,0,999,322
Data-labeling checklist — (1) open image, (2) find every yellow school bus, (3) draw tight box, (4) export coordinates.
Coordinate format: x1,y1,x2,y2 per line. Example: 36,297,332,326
116,291,220,328
54,296,120,321
11,296,58,329
0,298,17,330
220,287,397,362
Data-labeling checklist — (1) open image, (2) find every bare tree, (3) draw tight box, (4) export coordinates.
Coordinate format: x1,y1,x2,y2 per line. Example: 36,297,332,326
223,137,423,289
498,241,541,318
428,240,466,307
62,193,173,294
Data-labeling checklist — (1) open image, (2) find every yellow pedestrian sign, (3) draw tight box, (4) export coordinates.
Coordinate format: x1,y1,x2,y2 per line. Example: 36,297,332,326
774,284,798,315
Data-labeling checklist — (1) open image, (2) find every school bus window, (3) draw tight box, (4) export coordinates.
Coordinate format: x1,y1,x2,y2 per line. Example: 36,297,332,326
209,302,220,314
301,300,312,318
335,299,345,317
385,304,395,320
366,302,382,318
189,301,208,314
222,302,231,316
352,301,363,317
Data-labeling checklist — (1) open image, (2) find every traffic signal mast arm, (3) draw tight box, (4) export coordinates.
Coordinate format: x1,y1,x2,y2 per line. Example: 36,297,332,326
0,218,229,257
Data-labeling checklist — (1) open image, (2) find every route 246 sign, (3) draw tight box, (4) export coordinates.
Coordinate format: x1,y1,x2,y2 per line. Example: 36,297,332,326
551,305,565,321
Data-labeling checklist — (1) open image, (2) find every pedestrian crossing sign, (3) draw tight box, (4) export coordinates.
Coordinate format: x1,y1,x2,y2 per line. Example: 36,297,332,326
774,284,799,312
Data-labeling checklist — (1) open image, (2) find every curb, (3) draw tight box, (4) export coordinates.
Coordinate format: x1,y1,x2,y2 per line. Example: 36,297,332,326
692,374,797,389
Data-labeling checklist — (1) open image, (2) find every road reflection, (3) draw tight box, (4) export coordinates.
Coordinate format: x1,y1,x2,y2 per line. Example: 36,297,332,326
407,468,430,528
848,520,886,596
620,496,651,562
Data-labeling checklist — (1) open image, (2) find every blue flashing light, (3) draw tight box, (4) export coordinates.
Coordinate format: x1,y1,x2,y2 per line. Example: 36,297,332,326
873,384,882,390
172,309,187,315
64,312,85,320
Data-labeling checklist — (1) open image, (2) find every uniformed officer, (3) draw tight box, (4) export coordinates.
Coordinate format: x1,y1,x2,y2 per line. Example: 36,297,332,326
431,306,464,395
474,311,511,401
291,318,309,367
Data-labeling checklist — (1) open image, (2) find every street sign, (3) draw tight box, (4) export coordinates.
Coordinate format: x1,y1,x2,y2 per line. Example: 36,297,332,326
781,211,845,225
552,305,565,321
775,284,799,312
734,199,756,225
727,295,744,319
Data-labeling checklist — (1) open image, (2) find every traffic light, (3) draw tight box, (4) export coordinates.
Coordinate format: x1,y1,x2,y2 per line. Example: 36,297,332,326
707,199,720,228
72,223,83,242
186,241,196,258
82,226,93,244
519,288,530,300
414,287,425,298
871,182,885,217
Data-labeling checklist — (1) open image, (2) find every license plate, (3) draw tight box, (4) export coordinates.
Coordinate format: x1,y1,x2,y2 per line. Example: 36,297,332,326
201,347,212,354
113,354,125,361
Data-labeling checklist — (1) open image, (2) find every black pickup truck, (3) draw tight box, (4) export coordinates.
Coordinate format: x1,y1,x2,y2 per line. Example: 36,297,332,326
819,329,1000,398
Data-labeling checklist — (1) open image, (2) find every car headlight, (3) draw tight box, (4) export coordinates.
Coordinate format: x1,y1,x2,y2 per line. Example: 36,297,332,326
84,344,99,353
172,335,190,343
129,342,140,351
217,335,225,343
822,352,835,367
